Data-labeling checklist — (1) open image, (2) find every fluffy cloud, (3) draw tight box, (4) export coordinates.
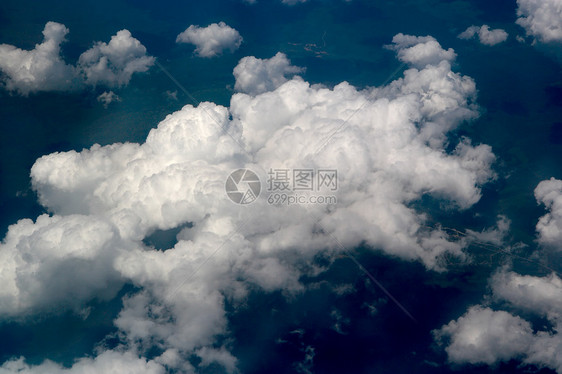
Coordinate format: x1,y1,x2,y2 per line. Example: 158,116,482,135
434,306,534,365
491,271,562,320
0,22,153,95
0,350,165,374
516,0,562,43
0,214,124,317
233,52,304,95
458,25,509,46
535,177,562,247
31,35,492,268
176,22,242,57
78,30,155,87
0,34,497,372
0,22,79,95
436,269,562,372
386,34,456,68
97,91,121,108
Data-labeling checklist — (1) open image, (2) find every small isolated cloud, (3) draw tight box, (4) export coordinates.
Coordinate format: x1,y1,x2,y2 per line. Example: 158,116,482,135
0,22,79,95
0,22,154,95
78,30,155,87
97,91,121,108
435,306,534,365
386,33,456,68
535,177,562,247
176,22,242,57
516,0,562,43
233,52,304,95
165,90,178,101
458,25,508,46
465,215,510,246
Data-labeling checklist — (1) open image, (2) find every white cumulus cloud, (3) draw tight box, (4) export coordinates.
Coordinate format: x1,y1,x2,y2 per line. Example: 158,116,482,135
0,34,497,372
0,214,124,317
386,34,456,69
0,22,79,95
0,350,165,374
0,22,154,95
458,25,509,46
97,90,121,108
434,306,534,365
535,177,562,247
78,29,155,87
491,271,562,320
176,22,242,57
233,52,304,95
492,271,562,372
516,0,562,43
436,269,562,372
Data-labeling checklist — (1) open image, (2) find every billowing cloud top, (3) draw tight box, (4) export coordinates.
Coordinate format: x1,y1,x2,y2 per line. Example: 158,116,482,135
0,34,497,372
0,214,124,317
386,34,456,68
435,306,535,365
78,30,155,87
0,22,154,95
517,0,562,43
0,22,78,95
458,25,509,46
233,52,304,95
176,22,243,57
